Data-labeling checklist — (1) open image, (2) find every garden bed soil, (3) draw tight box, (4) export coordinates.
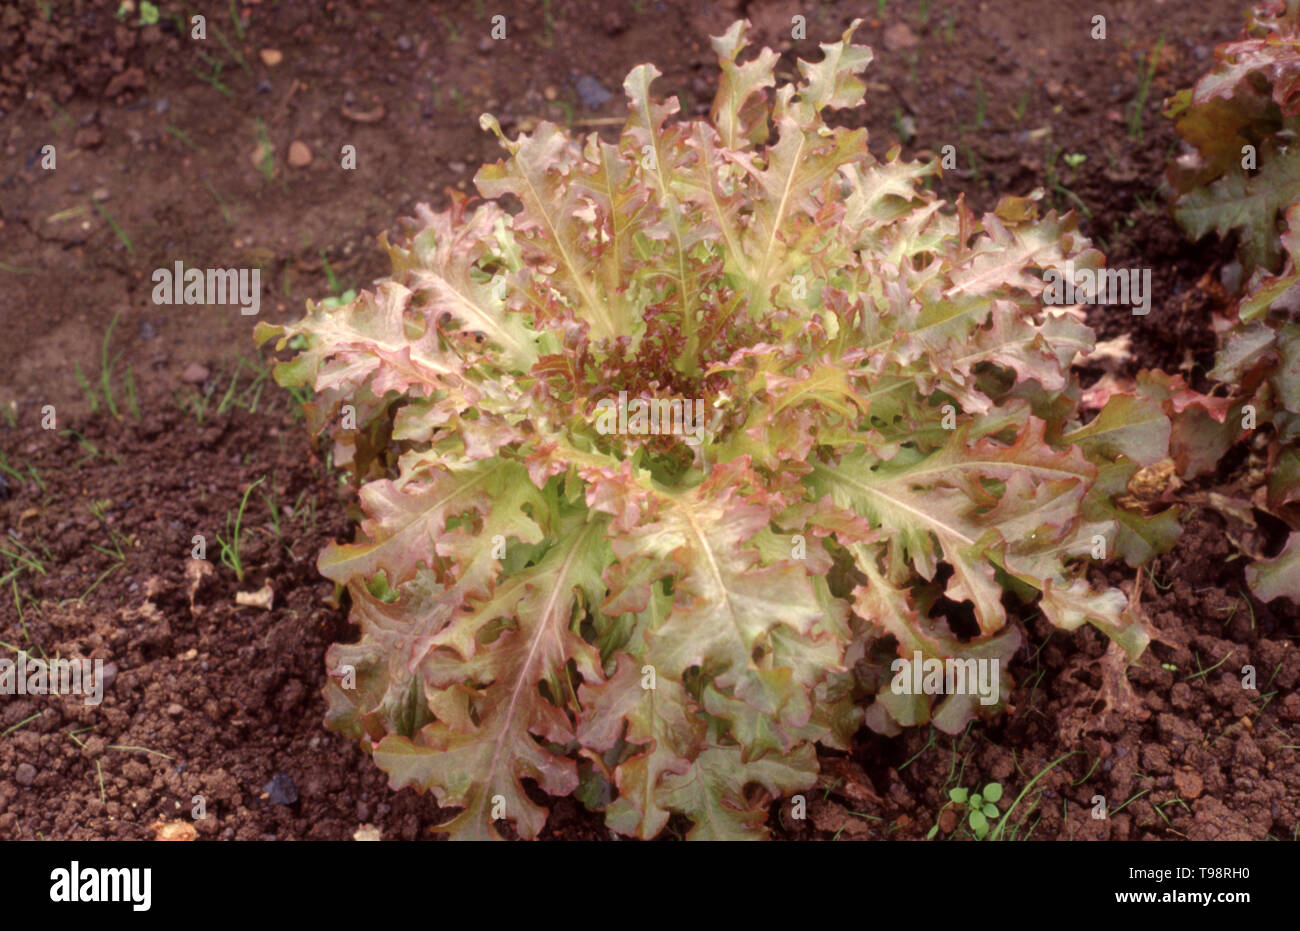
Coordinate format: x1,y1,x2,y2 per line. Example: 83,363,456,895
2,0,1297,840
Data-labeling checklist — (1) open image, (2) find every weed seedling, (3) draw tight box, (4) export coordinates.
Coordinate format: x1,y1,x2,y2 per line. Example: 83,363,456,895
990,751,1077,841
0,450,23,486
189,54,233,97
260,476,283,540
929,782,1003,839
165,125,200,152
210,21,250,74
319,251,357,306
91,199,134,255
1127,36,1164,142
99,310,125,419
898,726,939,771
1011,88,1030,121
217,478,266,581
254,119,275,181
537,0,554,47
203,179,235,225
1,712,42,738
972,77,987,129
175,387,211,424
0,536,48,585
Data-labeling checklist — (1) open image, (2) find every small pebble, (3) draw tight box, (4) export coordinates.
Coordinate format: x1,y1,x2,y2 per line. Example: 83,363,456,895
260,48,283,67
883,22,918,51
573,74,613,110
15,763,36,786
602,10,625,35
263,772,299,805
288,140,312,167
74,127,104,149
181,362,210,384
165,703,184,717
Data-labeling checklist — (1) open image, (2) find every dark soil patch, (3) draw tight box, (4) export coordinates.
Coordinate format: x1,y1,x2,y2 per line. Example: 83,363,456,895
795,509,1300,841
2,0,1295,841
0,399,469,839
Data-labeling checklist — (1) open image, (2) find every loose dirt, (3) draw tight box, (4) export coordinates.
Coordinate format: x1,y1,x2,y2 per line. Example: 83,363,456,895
2,0,1295,840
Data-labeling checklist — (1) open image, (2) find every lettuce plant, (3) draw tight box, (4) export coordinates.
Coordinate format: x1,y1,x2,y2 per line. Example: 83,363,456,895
1214,211,1300,603
259,20,1158,840
1165,0,1300,603
1165,0,1300,275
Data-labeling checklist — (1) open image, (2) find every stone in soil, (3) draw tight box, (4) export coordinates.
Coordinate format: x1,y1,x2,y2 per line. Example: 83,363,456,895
883,23,918,51
1174,769,1205,799
573,74,613,110
263,772,298,805
180,363,210,384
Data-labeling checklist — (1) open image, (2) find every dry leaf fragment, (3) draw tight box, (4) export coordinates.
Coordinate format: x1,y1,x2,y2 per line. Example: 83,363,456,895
185,559,213,615
1079,334,1133,368
151,820,198,841
341,103,385,123
1096,640,1148,720
1124,459,1181,502
235,582,274,610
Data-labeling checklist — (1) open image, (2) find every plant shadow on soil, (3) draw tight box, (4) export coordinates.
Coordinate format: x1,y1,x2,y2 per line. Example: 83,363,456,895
1,0,1298,840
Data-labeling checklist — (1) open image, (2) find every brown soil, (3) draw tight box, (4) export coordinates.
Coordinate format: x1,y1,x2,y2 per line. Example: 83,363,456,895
801,508,1300,841
2,0,1296,841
